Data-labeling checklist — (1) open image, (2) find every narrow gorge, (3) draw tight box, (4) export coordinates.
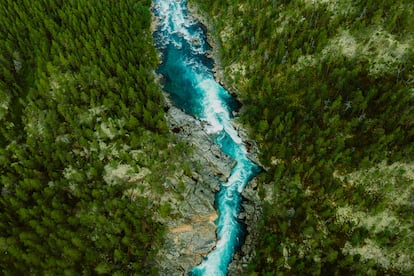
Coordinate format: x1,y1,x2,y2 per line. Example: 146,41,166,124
152,0,261,274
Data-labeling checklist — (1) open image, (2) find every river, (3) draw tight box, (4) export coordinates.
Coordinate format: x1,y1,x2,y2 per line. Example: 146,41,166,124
152,0,260,274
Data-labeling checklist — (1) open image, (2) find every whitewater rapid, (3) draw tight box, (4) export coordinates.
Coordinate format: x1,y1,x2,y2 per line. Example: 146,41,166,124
152,1,260,274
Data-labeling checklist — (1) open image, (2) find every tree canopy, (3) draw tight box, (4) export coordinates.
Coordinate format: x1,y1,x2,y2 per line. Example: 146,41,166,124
0,0,174,274
191,0,414,274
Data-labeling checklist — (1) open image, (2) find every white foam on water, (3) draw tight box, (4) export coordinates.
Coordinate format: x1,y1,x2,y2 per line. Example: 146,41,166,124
154,0,206,54
153,1,260,275
193,176,244,275
197,77,228,134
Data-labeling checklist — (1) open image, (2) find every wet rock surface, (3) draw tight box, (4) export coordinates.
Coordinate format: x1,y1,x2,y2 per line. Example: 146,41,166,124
153,2,262,273
154,96,262,275
156,98,235,274
166,102,236,183
228,178,262,275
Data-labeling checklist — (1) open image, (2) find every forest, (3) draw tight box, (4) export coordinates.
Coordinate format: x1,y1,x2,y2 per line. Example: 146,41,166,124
1,0,414,275
0,0,185,274
190,0,414,274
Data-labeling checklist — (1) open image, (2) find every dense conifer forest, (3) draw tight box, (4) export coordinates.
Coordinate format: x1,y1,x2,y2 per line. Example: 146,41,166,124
0,0,184,273
2,0,414,274
191,0,414,274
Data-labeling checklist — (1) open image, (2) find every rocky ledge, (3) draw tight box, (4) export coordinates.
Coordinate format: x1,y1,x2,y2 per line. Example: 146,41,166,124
156,96,235,274
228,178,262,275
153,3,262,273
156,95,262,275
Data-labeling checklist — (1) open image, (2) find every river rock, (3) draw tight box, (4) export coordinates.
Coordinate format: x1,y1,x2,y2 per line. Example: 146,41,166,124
228,179,263,275
165,99,236,180
155,170,219,274
153,2,263,273
155,86,263,275
155,95,241,274
157,213,217,275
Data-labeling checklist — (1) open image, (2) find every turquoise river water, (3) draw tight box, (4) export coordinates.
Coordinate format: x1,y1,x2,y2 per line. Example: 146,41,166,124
152,1,260,274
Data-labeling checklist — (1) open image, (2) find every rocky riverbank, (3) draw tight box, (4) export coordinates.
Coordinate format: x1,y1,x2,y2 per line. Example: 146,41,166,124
186,2,229,93
187,1,263,168
228,178,262,275
154,94,262,275
152,2,263,274
155,96,234,274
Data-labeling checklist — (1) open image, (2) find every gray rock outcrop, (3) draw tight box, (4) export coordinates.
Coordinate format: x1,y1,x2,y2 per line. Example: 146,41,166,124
156,96,236,275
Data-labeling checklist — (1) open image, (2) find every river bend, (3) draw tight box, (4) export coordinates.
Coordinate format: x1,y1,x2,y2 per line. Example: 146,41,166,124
152,1,260,274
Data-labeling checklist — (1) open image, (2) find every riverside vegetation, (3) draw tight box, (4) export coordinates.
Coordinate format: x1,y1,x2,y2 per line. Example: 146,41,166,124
190,0,414,274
